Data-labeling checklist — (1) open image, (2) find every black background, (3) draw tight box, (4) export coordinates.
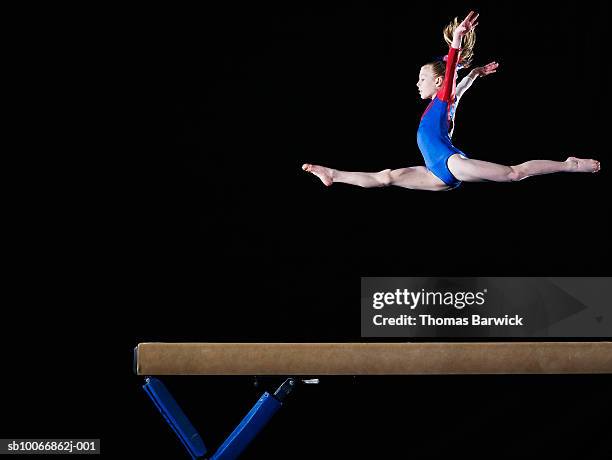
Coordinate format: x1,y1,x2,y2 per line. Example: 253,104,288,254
2,0,611,459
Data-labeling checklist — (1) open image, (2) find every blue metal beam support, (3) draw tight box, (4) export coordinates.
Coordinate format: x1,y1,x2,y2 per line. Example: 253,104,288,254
142,377,297,459
143,377,208,459
210,392,281,460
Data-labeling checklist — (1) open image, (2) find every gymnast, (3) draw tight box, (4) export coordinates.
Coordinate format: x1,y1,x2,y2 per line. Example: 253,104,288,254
302,11,600,191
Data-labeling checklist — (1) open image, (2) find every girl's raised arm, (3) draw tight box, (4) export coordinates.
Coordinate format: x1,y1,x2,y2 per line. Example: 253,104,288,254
451,11,479,49
438,11,479,102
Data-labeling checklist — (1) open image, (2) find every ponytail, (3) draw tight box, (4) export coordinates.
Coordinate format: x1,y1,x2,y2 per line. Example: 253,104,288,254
443,16,476,68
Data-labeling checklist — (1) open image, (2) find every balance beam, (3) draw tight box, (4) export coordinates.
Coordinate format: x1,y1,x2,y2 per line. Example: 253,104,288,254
135,342,612,375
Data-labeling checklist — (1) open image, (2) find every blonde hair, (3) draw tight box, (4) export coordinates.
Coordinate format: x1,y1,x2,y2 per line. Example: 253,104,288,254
426,16,477,80
443,16,476,68
427,61,447,80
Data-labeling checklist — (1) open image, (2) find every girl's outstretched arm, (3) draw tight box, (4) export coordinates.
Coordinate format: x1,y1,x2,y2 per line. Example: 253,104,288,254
455,61,499,102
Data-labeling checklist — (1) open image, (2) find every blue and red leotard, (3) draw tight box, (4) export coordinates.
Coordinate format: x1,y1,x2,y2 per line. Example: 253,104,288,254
417,46,467,188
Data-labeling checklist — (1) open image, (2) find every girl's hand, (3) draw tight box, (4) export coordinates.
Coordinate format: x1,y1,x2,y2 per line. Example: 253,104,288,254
453,11,479,40
471,61,499,77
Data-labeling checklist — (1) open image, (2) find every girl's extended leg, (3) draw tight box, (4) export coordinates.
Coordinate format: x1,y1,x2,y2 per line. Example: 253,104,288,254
447,155,600,182
302,164,449,191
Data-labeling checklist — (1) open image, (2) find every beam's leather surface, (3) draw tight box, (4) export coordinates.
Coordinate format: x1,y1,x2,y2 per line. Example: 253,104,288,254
135,342,612,375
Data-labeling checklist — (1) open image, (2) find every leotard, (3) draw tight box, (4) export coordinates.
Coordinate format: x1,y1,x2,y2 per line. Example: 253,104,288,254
416,46,467,188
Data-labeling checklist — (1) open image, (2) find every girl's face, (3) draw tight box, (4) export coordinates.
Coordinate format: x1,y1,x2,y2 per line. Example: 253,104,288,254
417,65,441,99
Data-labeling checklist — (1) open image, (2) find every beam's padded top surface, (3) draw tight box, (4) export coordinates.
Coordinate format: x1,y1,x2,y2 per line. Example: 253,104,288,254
135,342,612,375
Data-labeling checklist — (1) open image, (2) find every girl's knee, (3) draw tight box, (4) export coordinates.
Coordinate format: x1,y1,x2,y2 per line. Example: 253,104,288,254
508,166,524,182
377,169,393,186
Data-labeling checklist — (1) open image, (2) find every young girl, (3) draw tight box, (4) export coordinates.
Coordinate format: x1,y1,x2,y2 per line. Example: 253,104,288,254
302,11,600,191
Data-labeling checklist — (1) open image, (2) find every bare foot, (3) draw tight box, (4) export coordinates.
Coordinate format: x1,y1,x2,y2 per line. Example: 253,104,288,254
565,157,601,173
302,163,334,186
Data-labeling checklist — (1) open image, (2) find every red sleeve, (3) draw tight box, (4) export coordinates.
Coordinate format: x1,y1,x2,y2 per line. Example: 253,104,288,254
437,46,460,102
